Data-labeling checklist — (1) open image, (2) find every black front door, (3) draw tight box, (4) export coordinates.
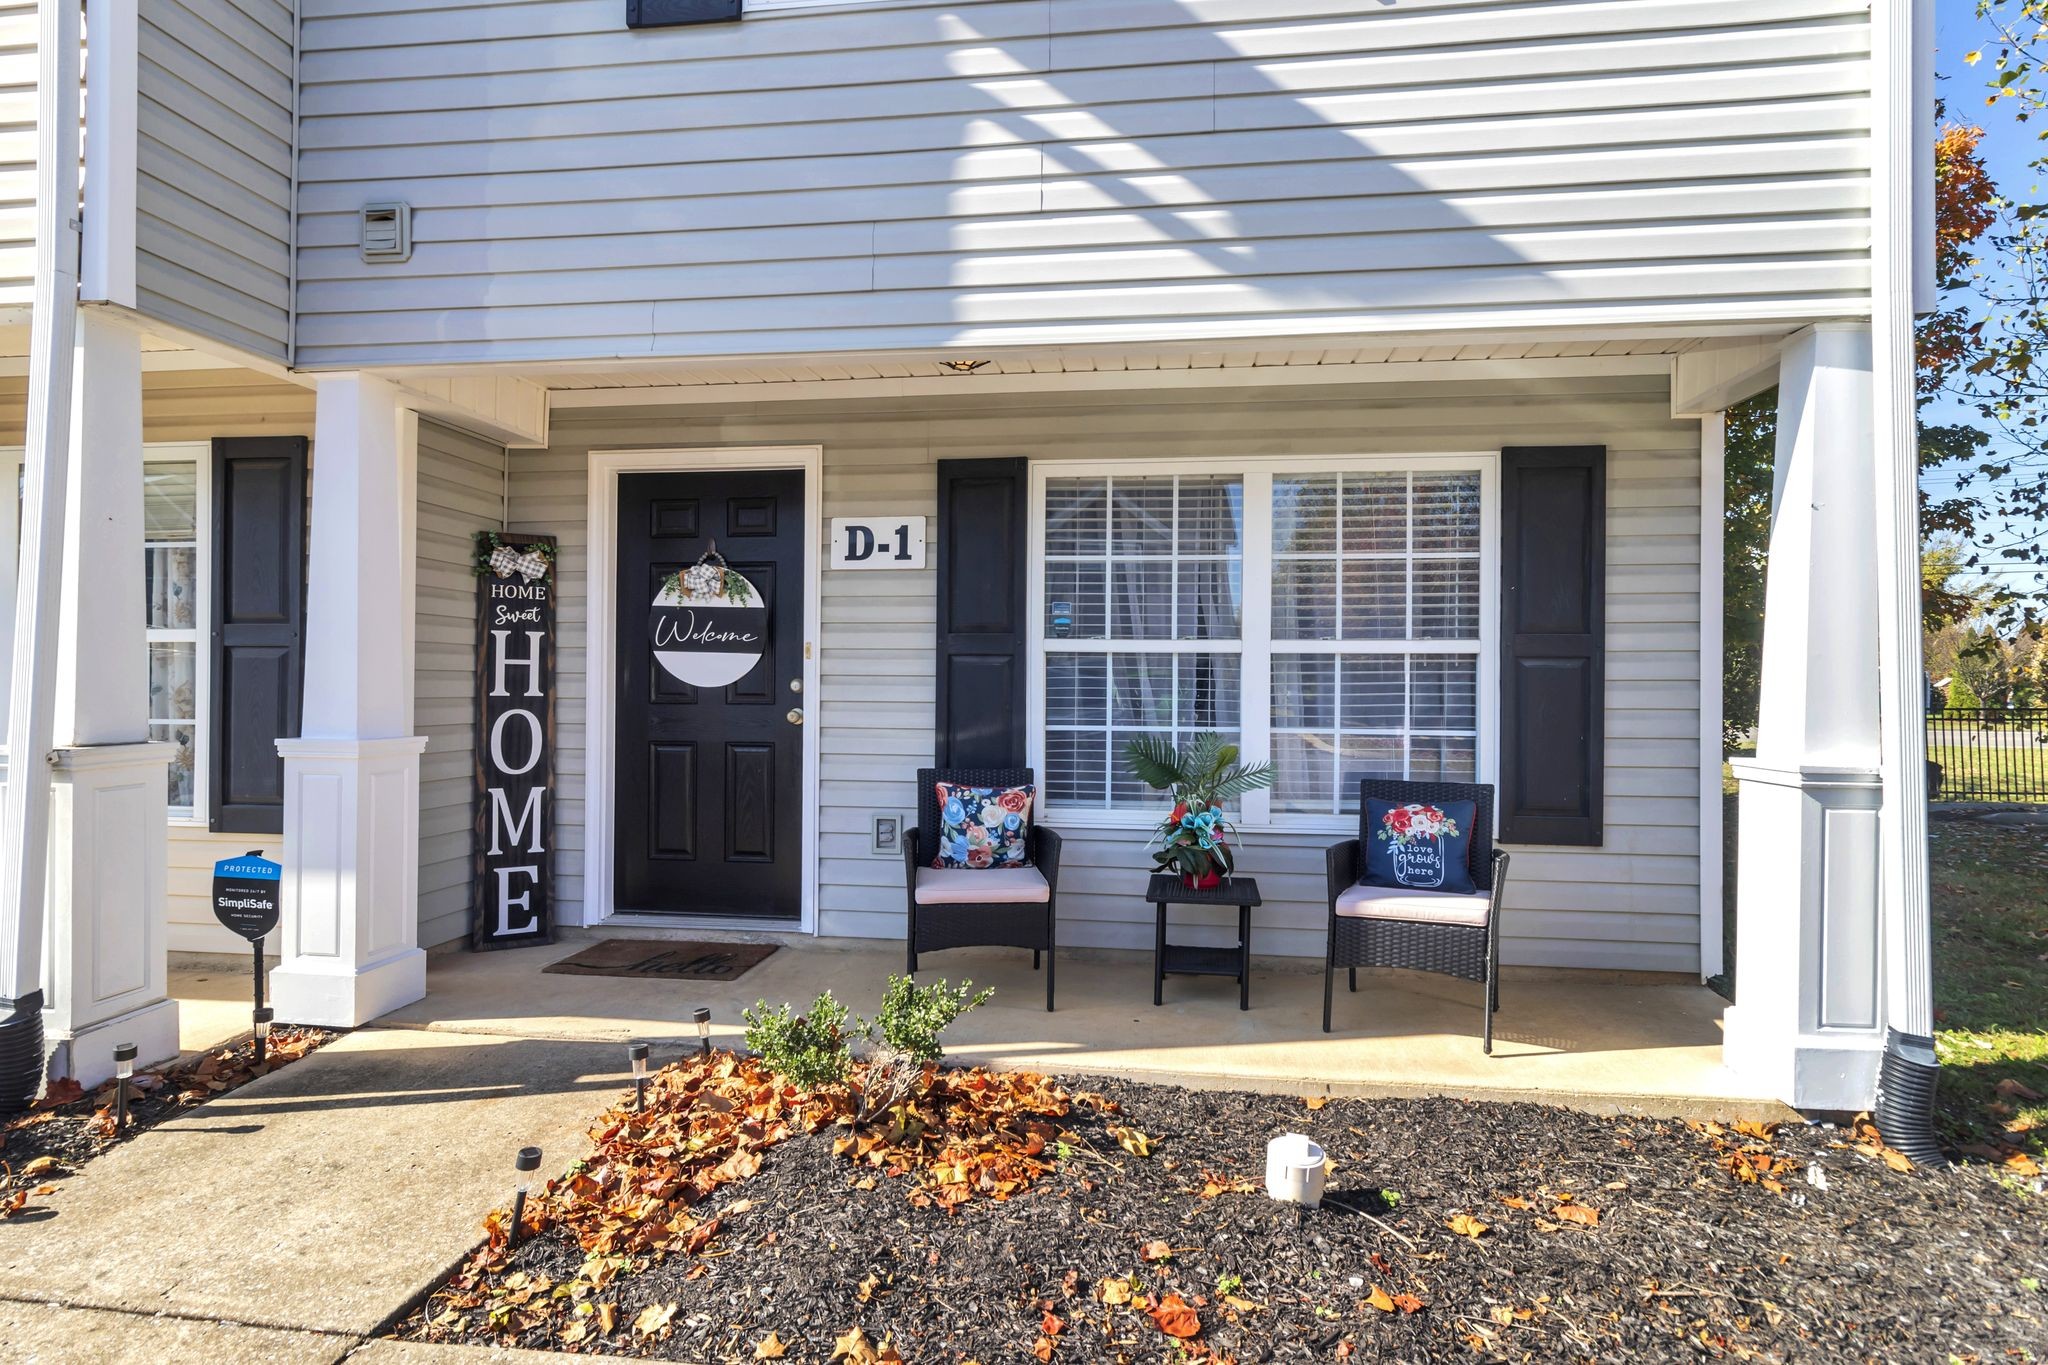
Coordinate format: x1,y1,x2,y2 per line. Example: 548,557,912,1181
615,470,804,918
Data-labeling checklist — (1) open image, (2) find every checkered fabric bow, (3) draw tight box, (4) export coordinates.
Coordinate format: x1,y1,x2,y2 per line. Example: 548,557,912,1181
489,545,549,582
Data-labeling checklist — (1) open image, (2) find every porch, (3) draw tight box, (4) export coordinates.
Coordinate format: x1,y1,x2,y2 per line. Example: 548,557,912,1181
348,937,1785,1121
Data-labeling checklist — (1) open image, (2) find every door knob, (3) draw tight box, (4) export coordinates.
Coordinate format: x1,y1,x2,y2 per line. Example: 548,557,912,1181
786,708,805,726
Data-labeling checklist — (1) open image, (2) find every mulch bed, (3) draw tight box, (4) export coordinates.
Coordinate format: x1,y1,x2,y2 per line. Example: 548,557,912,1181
399,1057,2047,1363
0,1026,334,1215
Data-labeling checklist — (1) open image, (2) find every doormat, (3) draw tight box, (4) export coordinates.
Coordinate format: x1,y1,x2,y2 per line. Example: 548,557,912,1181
542,939,779,982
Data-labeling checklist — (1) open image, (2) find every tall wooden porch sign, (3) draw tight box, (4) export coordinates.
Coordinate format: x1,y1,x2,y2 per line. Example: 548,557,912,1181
473,534,558,950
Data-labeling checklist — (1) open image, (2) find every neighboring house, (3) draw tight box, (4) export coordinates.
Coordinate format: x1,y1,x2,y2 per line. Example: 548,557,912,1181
0,0,1934,1114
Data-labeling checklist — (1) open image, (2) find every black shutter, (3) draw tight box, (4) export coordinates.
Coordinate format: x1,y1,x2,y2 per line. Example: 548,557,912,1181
1498,446,1606,847
210,437,307,834
627,0,739,27
934,457,1028,769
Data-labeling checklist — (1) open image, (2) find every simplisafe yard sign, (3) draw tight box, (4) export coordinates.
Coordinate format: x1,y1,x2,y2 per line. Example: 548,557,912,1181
212,853,281,941
830,516,925,570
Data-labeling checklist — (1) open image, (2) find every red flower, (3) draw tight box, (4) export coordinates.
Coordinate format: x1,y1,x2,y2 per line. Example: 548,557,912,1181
1169,801,1188,824
998,787,1032,814
966,845,994,868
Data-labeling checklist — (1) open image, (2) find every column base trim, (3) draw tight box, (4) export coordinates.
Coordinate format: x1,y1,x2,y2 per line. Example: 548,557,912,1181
44,995,180,1089
272,947,426,1029
1723,1003,1884,1112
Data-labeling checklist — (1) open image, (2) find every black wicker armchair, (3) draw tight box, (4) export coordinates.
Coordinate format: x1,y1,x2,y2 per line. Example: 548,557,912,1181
1323,779,1511,1052
904,767,1063,1012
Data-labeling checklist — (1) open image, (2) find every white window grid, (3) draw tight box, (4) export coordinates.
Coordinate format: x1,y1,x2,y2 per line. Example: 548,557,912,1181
1269,470,1484,816
1040,473,1245,810
1029,456,1499,833
145,449,211,822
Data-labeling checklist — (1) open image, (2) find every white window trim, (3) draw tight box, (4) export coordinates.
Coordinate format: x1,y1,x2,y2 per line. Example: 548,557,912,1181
1027,453,1500,838
3,441,212,827
146,443,213,826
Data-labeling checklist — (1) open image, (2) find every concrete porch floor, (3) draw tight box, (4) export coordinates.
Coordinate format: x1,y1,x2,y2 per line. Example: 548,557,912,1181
350,936,1787,1122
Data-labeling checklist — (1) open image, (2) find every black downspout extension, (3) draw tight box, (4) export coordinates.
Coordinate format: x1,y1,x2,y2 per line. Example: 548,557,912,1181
0,990,45,1114
1873,1027,1946,1168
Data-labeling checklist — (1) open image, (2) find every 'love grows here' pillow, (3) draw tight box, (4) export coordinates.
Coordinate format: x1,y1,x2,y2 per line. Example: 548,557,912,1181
932,782,1034,869
1364,799,1477,895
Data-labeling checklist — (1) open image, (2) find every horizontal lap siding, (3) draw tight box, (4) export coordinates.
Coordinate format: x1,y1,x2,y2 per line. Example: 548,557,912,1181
137,0,295,360
296,0,1872,366
416,419,506,950
0,4,34,306
513,373,1703,974
0,371,318,954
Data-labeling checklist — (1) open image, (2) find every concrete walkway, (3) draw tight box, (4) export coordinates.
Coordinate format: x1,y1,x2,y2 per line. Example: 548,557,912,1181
0,1027,619,1364
0,938,1780,1362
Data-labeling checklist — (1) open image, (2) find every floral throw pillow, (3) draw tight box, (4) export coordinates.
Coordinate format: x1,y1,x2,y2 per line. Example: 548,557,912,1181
932,782,1035,869
1363,799,1478,895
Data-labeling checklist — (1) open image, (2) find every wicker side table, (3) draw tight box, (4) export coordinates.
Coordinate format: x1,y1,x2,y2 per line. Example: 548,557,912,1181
1144,873,1263,1011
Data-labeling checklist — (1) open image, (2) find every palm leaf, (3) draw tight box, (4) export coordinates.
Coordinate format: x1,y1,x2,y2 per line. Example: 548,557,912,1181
1122,733,1190,791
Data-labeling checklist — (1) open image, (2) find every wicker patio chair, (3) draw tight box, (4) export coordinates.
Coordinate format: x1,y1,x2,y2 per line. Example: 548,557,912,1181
904,767,1063,1012
1323,779,1511,1052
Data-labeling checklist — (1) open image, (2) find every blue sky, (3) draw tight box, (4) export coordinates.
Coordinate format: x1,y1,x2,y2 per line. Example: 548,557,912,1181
1927,2,2046,599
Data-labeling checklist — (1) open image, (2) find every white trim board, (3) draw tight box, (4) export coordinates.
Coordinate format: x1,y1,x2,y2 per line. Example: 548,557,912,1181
582,446,825,936
548,355,1675,410
1698,413,1727,983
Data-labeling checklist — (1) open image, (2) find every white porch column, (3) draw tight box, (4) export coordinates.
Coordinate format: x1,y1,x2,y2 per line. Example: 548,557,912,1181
1723,323,1887,1109
270,374,427,1028
39,311,178,1085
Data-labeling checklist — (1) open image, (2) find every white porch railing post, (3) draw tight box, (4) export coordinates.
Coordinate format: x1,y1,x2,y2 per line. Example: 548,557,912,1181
41,309,178,1085
1723,324,1889,1110
269,374,428,1028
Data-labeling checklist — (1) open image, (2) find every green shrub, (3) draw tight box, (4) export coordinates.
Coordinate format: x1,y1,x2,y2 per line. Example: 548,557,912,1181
742,990,852,1091
869,974,993,1068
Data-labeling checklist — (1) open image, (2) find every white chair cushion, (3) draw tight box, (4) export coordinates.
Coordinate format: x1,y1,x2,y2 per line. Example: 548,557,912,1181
1335,883,1490,927
914,866,1051,906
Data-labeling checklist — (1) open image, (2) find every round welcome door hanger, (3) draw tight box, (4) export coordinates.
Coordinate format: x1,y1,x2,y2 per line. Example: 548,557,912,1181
649,553,767,688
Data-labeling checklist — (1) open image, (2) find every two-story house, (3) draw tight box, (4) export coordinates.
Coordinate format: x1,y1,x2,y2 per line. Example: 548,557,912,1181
0,0,1937,1123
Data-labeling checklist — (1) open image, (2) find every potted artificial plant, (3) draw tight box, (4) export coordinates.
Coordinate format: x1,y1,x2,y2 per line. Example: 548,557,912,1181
1123,733,1275,889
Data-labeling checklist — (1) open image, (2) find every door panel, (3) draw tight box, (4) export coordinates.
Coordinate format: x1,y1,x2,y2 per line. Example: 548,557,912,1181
616,469,804,918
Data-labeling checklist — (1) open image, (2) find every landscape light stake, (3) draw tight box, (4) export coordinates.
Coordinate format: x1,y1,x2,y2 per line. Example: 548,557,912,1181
113,1042,136,1130
509,1146,542,1248
629,1041,649,1110
694,1007,711,1056
253,1007,274,1066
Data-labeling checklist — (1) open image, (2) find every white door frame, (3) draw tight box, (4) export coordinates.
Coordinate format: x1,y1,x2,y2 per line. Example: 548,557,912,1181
584,446,824,935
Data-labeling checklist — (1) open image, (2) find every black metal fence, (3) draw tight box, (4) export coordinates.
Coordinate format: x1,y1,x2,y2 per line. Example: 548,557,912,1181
1926,708,2048,802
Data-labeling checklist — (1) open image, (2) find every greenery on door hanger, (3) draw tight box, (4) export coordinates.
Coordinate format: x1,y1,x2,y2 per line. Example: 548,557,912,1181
662,544,754,604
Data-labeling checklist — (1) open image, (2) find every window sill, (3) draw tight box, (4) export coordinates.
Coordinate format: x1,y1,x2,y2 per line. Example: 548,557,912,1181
1042,812,1359,840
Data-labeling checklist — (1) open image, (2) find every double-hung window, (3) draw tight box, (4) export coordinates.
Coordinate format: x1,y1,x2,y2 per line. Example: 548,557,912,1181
1031,457,1496,830
144,449,210,821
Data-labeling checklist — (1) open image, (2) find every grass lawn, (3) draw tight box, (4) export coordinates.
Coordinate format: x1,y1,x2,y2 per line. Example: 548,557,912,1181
1928,817,2048,1168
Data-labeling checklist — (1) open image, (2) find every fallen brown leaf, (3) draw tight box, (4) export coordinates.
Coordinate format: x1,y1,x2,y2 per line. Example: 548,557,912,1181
754,1332,788,1359
1146,1292,1202,1339
1446,1214,1489,1239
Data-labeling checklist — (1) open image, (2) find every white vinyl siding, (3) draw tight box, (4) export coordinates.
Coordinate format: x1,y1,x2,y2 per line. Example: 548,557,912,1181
0,3,34,307
510,372,1704,975
137,0,296,360
294,0,1873,366
415,419,509,951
